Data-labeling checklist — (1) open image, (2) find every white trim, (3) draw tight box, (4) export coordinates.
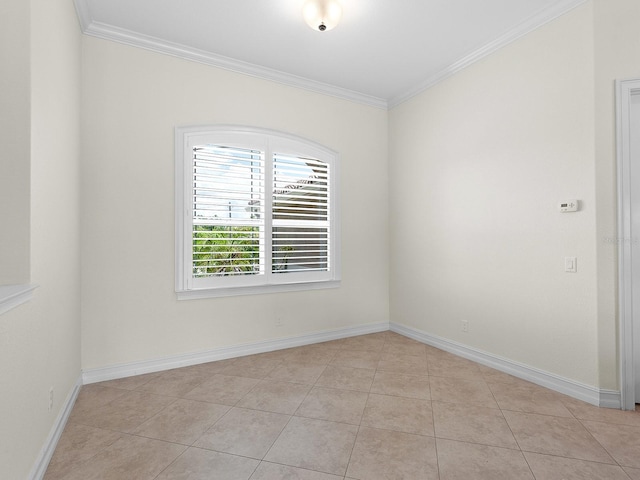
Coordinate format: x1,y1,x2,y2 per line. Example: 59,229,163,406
82,322,389,384
599,389,623,410
617,78,640,411
28,376,82,480
72,0,91,31
388,0,589,108
390,322,621,409
72,7,387,110
73,0,587,110
0,284,38,316
177,280,341,300
175,125,341,299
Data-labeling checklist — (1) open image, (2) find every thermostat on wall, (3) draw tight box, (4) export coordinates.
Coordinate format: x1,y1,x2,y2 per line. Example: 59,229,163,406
559,200,578,212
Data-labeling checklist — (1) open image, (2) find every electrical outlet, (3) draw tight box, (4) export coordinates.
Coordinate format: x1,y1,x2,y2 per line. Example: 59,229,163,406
275,318,283,327
461,320,469,333
48,387,54,412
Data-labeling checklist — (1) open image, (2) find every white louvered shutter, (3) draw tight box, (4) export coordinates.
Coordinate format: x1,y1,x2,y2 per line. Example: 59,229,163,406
191,144,265,285
272,153,330,278
177,126,339,298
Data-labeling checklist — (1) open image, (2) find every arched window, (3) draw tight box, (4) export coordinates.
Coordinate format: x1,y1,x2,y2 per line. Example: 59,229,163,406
175,126,340,298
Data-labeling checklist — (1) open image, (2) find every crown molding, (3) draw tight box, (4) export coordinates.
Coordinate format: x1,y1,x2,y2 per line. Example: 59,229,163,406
388,0,589,108
73,1,387,110
74,0,587,111
73,0,91,31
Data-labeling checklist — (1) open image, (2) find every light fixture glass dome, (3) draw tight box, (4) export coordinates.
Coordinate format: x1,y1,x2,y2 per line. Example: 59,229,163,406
302,0,342,32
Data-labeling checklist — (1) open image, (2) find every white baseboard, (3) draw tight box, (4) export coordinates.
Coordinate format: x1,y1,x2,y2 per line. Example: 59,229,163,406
83,319,621,409
28,376,82,480
82,322,390,384
599,389,622,409
390,322,621,409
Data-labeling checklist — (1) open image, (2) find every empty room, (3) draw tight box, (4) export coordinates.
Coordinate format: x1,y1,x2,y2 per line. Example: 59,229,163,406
2,0,640,478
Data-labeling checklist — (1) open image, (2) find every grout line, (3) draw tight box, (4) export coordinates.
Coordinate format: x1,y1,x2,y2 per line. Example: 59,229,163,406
49,331,640,478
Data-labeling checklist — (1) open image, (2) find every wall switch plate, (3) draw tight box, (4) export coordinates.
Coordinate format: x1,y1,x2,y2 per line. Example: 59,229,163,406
565,257,577,273
559,200,578,212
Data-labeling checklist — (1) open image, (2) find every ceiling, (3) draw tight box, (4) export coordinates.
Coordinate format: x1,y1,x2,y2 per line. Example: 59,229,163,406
74,0,586,108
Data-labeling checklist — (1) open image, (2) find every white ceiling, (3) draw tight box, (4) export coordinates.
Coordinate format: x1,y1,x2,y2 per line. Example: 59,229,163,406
74,0,586,108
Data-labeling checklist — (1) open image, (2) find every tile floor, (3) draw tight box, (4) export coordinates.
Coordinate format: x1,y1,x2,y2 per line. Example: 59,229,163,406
44,331,640,479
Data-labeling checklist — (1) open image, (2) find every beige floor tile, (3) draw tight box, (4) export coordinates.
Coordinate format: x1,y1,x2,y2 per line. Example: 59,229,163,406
625,466,640,480
477,366,532,386
71,390,176,432
432,401,517,448
184,374,260,405
488,381,573,417
155,447,259,480
173,358,238,378
346,426,438,480
266,363,327,384
61,435,186,480
427,353,483,379
503,411,615,463
370,371,430,400
335,335,385,352
582,420,640,468
315,365,375,392
564,398,640,426
377,352,429,375
136,370,209,397
68,385,128,422
43,424,122,480
295,386,368,425
195,407,290,459
385,332,423,345
361,393,434,436
382,342,427,357
524,452,632,480
94,372,160,391
436,438,534,480
285,346,338,365
46,332,640,480
429,376,498,408
221,353,285,379
220,362,279,379
236,380,312,414
132,398,229,445
330,349,381,369
250,462,343,479
264,416,358,476
315,338,351,349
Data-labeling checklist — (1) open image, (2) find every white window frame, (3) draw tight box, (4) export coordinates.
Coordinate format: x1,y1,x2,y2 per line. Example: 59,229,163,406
175,125,341,299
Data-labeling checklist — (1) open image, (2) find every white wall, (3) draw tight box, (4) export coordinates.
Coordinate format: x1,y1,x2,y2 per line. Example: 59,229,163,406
389,3,600,386
0,0,30,284
0,0,82,478
80,37,389,370
593,0,640,390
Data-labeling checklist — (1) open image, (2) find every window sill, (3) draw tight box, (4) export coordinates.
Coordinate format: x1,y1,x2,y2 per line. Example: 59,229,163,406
177,280,340,300
0,284,38,316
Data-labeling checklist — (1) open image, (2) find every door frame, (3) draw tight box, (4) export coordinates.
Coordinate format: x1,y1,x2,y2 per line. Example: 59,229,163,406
617,78,640,410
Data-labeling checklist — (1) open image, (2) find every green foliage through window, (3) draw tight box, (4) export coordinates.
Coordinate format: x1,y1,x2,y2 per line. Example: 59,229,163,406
192,225,260,276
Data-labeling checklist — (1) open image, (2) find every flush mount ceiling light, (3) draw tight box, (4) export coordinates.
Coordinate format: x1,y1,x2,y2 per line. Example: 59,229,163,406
302,0,342,32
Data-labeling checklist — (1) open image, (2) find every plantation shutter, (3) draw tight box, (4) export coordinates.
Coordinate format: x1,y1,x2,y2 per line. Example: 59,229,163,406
177,126,339,297
191,144,265,279
272,153,330,275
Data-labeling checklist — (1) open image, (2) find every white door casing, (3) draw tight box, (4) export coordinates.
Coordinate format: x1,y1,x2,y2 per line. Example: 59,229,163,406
631,93,640,401
617,78,640,410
